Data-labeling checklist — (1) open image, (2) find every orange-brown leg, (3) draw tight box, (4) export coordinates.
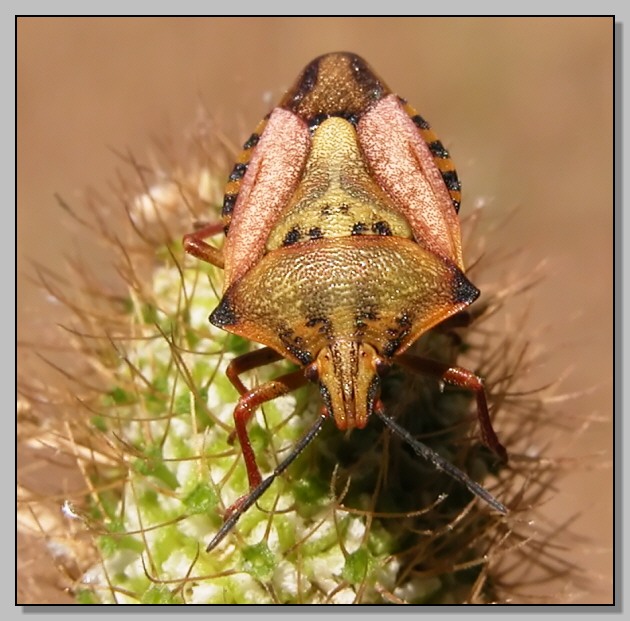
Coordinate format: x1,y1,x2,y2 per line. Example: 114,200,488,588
225,348,285,444
226,347,284,396
183,222,225,268
395,354,508,463
227,368,307,518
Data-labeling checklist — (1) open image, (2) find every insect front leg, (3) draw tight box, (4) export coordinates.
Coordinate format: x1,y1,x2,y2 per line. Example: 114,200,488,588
396,354,508,463
226,368,307,518
183,221,225,268
224,347,285,445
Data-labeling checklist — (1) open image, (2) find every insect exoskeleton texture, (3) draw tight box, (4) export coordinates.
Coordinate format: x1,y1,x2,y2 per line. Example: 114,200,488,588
183,51,507,551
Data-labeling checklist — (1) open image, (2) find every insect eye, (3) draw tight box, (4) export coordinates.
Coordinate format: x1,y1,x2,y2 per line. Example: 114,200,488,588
304,363,319,383
374,357,391,377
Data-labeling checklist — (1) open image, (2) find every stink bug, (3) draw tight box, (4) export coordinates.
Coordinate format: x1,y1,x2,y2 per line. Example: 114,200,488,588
184,52,508,552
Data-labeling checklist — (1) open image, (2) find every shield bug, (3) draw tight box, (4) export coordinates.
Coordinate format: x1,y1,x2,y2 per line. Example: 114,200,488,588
184,52,508,552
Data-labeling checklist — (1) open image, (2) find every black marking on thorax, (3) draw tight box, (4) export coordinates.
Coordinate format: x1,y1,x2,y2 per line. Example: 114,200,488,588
382,312,413,358
278,327,313,365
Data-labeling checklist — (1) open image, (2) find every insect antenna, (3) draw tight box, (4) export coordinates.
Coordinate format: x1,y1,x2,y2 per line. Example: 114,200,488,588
375,407,508,515
206,414,326,552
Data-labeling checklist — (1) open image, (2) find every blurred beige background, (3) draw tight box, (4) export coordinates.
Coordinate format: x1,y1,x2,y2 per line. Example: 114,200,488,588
17,17,613,603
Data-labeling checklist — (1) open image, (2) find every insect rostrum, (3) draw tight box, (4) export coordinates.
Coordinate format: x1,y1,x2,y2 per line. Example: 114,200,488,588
183,52,508,552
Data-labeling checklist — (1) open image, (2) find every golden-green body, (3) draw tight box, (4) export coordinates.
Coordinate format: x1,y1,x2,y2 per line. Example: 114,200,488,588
209,57,478,430
213,235,475,430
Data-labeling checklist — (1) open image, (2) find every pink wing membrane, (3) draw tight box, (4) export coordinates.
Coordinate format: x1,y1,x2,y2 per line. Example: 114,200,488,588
223,108,311,288
358,95,464,269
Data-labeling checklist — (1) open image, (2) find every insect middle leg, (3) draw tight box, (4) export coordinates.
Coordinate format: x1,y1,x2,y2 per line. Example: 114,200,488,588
396,354,508,463
224,347,285,445
183,221,225,268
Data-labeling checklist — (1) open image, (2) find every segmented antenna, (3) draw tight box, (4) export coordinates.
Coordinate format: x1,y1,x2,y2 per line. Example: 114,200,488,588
206,414,326,552
375,407,508,514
